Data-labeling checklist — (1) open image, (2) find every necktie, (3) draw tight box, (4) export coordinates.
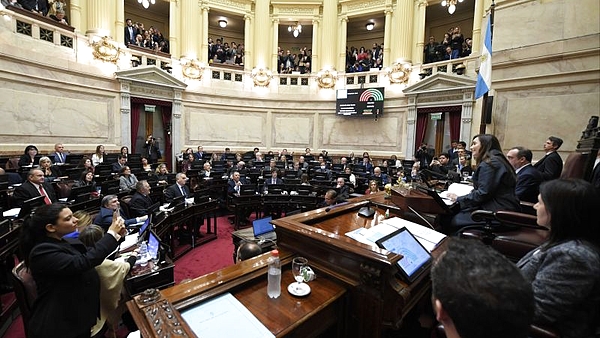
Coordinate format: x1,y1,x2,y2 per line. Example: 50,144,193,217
39,185,51,205
58,153,63,163
179,185,185,197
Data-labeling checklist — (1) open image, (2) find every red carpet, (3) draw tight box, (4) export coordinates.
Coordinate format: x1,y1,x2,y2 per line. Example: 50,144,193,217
2,215,239,338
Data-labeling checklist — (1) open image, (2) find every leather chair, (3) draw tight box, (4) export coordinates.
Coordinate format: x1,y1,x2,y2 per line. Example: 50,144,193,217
11,261,37,337
119,195,133,219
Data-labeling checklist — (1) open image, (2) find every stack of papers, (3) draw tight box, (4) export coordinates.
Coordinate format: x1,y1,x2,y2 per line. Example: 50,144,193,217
346,217,446,252
439,183,473,205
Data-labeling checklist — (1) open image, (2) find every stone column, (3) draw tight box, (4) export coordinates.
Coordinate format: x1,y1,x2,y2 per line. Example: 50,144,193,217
168,0,181,59
321,0,337,69
383,9,392,67
405,97,417,159
180,0,199,59
411,0,427,64
69,0,81,33
86,0,114,37
199,5,209,64
271,19,279,72
243,14,252,71
172,90,183,166
337,16,346,72
119,81,132,150
392,0,413,63
311,18,320,73
253,0,270,68
471,0,485,53
461,91,474,142
115,0,124,45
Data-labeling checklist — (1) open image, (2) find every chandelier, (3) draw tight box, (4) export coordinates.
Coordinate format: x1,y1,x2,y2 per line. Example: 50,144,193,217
441,0,464,14
287,22,302,38
138,0,156,9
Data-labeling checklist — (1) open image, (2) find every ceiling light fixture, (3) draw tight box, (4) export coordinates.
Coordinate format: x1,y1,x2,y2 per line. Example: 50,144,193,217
366,23,374,31
441,0,464,14
138,0,156,9
219,19,227,28
288,22,302,38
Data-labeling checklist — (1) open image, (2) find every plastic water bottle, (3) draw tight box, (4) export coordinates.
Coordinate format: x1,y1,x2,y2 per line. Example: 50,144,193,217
138,241,149,267
267,250,281,298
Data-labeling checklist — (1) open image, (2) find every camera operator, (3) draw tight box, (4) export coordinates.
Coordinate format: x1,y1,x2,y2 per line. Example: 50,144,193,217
143,135,161,164
415,143,434,169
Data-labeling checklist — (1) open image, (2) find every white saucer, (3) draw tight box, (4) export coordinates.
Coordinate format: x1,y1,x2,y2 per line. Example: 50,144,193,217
287,282,311,297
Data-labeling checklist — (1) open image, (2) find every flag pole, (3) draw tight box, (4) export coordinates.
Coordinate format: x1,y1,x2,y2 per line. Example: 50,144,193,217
479,0,495,134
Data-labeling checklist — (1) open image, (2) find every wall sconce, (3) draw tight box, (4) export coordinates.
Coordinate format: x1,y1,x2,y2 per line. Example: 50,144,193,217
181,58,205,79
251,67,272,87
219,19,227,28
316,69,337,89
386,61,412,84
365,22,374,31
90,36,122,64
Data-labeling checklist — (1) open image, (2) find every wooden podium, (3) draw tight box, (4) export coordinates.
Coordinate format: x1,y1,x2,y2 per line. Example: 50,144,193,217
126,192,446,337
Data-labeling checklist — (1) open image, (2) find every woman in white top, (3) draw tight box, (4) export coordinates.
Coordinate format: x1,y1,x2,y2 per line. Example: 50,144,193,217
344,166,356,188
92,145,105,166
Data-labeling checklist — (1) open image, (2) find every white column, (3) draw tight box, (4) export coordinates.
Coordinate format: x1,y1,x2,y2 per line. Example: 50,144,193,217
200,5,209,64
86,0,113,37
405,97,417,159
461,91,474,143
115,0,124,45
321,0,337,69
471,0,485,53
337,16,346,71
244,14,252,71
120,81,132,150
411,0,427,65
271,19,279,72
180,0,199,59
253,0,270,68
383,9,392,67
169,0,180,59
392,0,413,63
172,90,183,166
311,18,320,73
69,0,81,33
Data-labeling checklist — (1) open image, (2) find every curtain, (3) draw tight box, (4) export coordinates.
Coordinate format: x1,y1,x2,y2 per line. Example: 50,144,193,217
130,103,142,151
415,113,428,153
449,111,461,143
161,106,172,171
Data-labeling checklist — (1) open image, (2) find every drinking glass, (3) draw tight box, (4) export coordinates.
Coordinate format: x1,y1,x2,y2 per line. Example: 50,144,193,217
291,257,308,290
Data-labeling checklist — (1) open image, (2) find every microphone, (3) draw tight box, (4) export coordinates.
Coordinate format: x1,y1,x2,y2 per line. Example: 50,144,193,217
325,201,349,212
407,205,436,230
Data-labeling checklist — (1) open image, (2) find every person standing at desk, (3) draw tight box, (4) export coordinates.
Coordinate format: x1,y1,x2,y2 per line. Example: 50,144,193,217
164,173,190,202
19,203,127,338
444,134,520,232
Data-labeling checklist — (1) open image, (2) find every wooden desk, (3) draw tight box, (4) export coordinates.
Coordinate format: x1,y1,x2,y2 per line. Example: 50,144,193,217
127,192,447,337
231,227,276,262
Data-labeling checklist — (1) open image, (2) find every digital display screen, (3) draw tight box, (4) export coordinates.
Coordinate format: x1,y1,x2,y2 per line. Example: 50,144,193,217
376,228,431,281
336,87,384,116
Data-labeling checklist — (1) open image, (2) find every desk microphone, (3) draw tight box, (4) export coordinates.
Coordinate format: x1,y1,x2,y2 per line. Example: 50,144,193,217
407,205,436,230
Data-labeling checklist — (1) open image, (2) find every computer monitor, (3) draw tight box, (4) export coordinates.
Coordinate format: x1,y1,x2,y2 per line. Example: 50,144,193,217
17,195,45,219
167,195,185,209
147,230,161,260
375,227,432,283
68,184,95,201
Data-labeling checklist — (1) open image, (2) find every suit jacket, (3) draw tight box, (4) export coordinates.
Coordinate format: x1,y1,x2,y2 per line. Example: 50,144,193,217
94,207,137,232
337,185,350,200
128,192,153,217
27,234,118,338
533,151,563,181
13,180,57,207
143,141,161,163
515,164,543,203
164,183,190,202
227,178,249,195
52,151,67,164
265,177,283,185
19,0,48,15
592,162,600,194
124,25,138,45
112,162,125,173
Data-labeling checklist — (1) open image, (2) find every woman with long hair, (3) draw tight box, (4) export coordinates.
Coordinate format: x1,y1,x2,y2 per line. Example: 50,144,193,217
444,134,520,232
19,203,126,338
92,145,105,166
517,179,600,338
18,144,38,167
76,156,95,174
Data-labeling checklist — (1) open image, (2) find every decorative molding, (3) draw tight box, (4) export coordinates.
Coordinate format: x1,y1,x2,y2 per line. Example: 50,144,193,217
386,62,411,84
181,59,205,80
90,36,122,64
130,86,172,98
251,67,272,87
276,6,315,15
207,0,246,10
418,94,463,103
316,69,337,89
359,262,381,287
347,0,384,12
120,108,130,114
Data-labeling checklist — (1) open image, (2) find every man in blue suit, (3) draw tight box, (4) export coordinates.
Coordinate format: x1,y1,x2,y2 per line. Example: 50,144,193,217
52,143,68,164
507,147,543,203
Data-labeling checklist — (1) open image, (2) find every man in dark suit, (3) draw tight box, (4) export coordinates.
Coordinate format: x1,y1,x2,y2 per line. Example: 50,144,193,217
227,171,249,196
18,0,48,15
533,136,563,181
335,177,350,200
507,147,543,203
371,166,389,184
164,173,190,202
143,135,161,164
124,18,137,46
112,155,127,173
128,180,154,217
13,168,56,207
52,143,67,164
264,169,283,186
194,146,204,161
94,194,145,232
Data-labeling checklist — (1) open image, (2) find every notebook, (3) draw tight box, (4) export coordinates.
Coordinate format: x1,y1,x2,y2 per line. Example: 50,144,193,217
252,216,276,241
375,227,432,283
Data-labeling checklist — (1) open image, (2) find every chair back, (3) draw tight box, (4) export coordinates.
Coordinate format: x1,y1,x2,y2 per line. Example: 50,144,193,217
560,152,585,179
11,261,37,337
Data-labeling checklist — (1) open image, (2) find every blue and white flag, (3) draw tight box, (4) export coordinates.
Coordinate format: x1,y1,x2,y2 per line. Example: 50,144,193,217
475,17,492,99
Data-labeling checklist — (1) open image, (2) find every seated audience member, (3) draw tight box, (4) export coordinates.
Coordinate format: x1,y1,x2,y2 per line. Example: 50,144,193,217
444,134,520,232
314,159,332,180
118,166,138,192
13,168,57,207
63,209,93,239
76,156,95,174
52,143,67,164
432,238,534,338
300,173,310,185
429,153,454,175
228,161,246,177
79,225,137,337
365,179,380,195
506,146,543,203
335,177,350,200
265,169,283,186
200,161,212,178
227,171,249,196
0,167,22,185
128,180,153,217
371,166,389,184
92,144,105,166
456,155,472,176
533,136,564,181
220,147,231,161
319,189,338,208
38,156,60,181
18,0,48,15
18,204,126,338
94,195,146,232
164,173,190,202
360,155,374,174
141,157,152,172
194,146,204,161
18,144,38,167
112,155,128,173
73,170,97,192
49,8,68,25
181,153,195,173
517,179,600,338
344,166,356,188
155,163,169,184
119,146,129,160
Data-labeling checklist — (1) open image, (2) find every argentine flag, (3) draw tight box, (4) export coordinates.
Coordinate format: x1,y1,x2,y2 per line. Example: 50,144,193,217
475,17,492,99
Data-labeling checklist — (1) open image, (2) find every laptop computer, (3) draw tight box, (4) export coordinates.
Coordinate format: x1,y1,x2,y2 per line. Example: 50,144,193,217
252,216,276,241
146,230,161,260
375,227,432,283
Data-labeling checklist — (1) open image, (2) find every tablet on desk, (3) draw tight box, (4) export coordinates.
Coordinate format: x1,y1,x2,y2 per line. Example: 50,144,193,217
375,227,432,283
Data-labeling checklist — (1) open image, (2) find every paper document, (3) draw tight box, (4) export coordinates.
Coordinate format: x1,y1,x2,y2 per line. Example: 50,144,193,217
345,217,446,252
3,208,20,218
181,293,274,338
